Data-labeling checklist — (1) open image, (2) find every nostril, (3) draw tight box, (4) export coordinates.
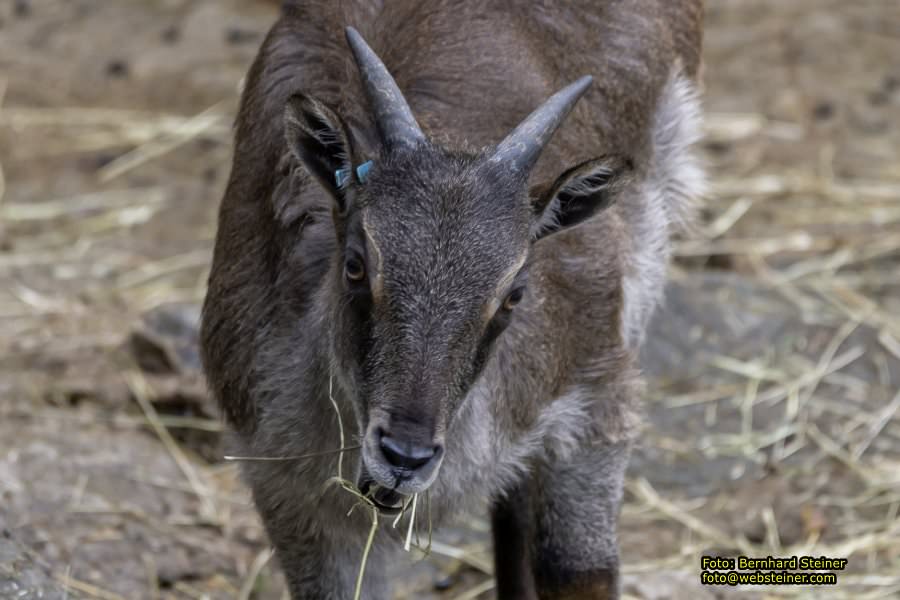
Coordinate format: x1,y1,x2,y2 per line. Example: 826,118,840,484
379,434,437,472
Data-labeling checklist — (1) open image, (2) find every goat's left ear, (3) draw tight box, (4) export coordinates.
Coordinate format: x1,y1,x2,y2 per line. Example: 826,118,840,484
530,155,633,240
284,93,354,212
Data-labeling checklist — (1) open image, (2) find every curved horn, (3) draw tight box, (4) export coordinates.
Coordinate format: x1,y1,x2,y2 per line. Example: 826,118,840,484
345,27,425,150
490,76,593,173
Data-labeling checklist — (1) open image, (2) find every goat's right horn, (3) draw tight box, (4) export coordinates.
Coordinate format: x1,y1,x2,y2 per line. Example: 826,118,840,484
345,27,426,151
490,76,593,174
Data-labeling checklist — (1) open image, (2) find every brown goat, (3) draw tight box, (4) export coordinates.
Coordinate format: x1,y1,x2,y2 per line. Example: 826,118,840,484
201,1,705,598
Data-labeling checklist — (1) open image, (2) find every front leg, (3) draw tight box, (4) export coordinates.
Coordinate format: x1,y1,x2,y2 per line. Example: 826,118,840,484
267,520,391,600
531,440,631,599
251,478,392,600
491,482,539,600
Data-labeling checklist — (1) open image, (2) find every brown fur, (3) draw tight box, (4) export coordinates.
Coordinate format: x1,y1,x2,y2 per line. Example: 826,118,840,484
202,2,704,598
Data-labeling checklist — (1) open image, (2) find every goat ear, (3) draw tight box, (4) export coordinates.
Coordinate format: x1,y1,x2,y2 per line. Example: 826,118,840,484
284,94,353,209
530,156,633,240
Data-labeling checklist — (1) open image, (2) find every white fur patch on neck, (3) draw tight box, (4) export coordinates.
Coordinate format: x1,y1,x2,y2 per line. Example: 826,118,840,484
620,69,707,350
650,70,707,234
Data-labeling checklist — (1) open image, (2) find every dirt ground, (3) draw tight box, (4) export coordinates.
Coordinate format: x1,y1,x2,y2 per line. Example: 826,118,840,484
1,1,899,599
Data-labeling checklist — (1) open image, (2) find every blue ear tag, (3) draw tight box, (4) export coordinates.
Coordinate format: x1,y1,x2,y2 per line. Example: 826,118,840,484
334,161,373,187
356,161,373,183
334,168,351,188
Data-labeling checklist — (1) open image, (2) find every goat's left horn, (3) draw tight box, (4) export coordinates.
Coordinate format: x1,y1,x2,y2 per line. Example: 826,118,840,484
490,76,593,174
345,26,426,151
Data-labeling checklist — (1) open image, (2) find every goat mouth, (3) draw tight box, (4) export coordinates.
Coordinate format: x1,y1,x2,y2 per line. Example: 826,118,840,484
358,479,407,515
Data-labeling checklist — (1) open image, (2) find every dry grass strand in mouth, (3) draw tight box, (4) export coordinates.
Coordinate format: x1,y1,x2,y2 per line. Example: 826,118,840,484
323,373,384,600
223,445,361,462
321,373,434,599
404,493,418,552
328,373,347,479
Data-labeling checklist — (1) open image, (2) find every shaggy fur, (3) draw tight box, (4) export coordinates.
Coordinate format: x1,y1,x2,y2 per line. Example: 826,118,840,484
620,70,707,348
201,2,705,598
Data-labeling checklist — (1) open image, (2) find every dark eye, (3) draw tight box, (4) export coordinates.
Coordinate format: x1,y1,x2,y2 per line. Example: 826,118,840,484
502,287,525,311
345,255,366,282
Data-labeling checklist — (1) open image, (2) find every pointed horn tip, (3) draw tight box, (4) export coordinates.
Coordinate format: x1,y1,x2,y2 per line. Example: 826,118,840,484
569,75,594,96
489,74,595,172
345,26,365,53
342,24,426,150
345,27,375,62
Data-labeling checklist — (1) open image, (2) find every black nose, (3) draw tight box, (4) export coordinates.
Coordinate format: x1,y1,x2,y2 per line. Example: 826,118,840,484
379,433,438,472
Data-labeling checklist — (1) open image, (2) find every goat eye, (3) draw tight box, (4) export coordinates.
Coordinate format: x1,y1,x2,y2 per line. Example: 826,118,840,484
502,287,525,311
344,256,366,282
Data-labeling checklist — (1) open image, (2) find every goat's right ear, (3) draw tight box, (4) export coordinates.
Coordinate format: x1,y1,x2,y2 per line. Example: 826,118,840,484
284,94,353,210
530,155,633,240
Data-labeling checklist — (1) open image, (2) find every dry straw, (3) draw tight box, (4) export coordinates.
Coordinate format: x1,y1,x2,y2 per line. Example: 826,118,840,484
2,35,898,594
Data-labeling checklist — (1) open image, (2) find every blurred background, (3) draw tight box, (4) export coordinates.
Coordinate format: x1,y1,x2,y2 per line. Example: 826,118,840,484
1,1,898,598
